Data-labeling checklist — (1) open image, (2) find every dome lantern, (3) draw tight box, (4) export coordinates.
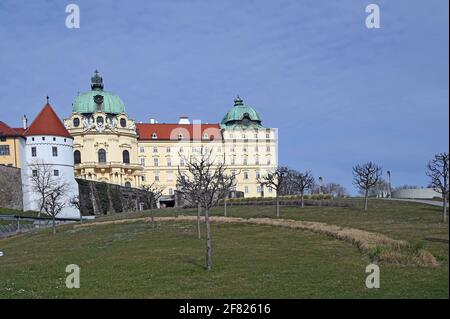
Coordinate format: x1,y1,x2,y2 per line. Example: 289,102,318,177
91,70,104,91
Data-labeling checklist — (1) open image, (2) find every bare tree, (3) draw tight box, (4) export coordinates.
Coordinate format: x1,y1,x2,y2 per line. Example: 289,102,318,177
323,182,348,197
43,183,69,235
291,170,315,207
177,167,202,239
426,153,449,222
28,161,70,233
178,147,236,271
141,183,164,227
28,161,54,217
352,162,382,211
258,166,290,217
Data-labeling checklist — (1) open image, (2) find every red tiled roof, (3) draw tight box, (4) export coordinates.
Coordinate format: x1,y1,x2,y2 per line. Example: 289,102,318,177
12,127,25,135
0,121,24,137
136,123,222,141
24,103,72,138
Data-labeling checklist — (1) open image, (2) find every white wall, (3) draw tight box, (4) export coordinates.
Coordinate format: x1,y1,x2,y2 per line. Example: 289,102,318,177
391,188,442,199
21,135,80,218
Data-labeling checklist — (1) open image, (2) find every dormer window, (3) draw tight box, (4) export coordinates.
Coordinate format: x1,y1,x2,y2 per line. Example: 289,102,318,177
120,118,127,128
203,133,209,140
152,133,158,139
178,133,183,140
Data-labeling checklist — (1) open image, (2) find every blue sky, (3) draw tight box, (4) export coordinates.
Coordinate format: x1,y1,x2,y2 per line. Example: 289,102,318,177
0,0,448,193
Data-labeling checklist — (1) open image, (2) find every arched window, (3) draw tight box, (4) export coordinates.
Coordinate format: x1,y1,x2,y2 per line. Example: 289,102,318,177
98,149,106,163
124,182,131,188
123,150,130,164
74,150,81,164
120,118,127,128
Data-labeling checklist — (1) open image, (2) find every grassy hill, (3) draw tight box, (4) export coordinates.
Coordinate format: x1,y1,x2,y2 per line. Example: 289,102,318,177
0,199,448,298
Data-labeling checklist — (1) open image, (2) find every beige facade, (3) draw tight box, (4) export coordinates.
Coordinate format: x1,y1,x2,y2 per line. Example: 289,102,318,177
64,71,278,200
64,111,143,187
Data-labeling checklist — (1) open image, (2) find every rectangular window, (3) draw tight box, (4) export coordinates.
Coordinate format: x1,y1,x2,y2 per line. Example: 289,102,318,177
266,146,270,152
52,147,58,157
0,136,6,142
153,147,158,153
257,186,261,193
153,158,159,167
32,170,38,177
155,175,160,181
139,147,145,153
244,186,249,194
0,145,10,156
140,158,145,166
167,159,172,167
31,147,37,157
54,170,59,176
166,147,171,153
244,172,249,180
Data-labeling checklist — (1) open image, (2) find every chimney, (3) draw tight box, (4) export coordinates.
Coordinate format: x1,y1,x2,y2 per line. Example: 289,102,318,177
149,118,158,124
178,116,190,125
22,115,28,130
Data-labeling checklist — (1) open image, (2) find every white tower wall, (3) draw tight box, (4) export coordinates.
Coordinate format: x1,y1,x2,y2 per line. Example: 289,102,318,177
21,135,80,218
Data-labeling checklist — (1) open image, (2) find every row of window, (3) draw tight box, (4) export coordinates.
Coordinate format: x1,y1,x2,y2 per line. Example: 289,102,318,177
32,169,59,177
73,117,128,128
74,149,130,164
31,146,58,157
225,132,272,139
28,136,67,142
139,145,273,154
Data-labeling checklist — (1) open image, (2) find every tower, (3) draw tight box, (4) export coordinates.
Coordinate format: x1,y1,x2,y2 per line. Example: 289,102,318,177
21,102,80,218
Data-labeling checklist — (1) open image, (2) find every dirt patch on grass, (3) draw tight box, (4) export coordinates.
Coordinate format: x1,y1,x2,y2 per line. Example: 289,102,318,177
74,215,438,267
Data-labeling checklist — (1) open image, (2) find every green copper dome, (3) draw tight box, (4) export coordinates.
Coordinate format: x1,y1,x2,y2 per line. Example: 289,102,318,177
221,96,263,128
72,70,126,114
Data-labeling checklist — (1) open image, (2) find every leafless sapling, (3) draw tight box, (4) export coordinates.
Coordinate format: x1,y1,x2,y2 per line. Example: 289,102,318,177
426,153,449,222
258,166,290,217
352,162,382,211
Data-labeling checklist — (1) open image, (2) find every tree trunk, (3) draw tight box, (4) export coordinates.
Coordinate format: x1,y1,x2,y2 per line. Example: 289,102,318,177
443,193,448,223
224,197,227,217
204,207,212,271
364,190,369,211
52,216,56,235
276,194,280,217
197,203,201,239
301,191,304,208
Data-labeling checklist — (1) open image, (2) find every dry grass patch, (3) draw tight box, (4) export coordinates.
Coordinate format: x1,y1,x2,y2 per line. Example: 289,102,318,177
75,215,438,267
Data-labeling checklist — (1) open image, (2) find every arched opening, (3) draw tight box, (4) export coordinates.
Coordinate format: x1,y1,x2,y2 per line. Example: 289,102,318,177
98,149,106,163
74,150,81,164
123,150,130,164
124,182,131,188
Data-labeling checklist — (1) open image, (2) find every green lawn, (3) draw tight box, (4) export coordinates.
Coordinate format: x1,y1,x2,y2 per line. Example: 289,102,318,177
0,199,448,298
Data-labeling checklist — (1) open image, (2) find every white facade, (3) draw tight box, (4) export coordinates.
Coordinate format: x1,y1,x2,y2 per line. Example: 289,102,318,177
391,188,442,199
21,135,80,218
